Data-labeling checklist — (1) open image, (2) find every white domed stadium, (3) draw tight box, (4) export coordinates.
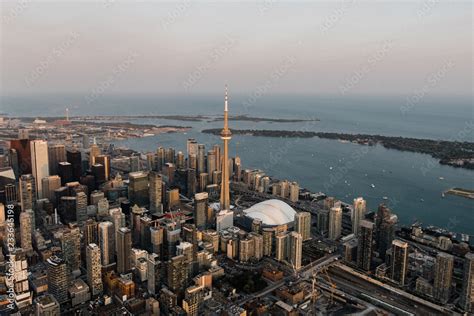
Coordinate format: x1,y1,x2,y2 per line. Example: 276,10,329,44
243,199,297,227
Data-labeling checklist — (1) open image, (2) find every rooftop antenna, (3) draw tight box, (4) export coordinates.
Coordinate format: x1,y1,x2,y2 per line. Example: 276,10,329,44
66,107,69,121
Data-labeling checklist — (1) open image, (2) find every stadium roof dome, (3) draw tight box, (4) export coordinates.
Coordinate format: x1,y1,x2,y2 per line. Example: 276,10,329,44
243,199,296,226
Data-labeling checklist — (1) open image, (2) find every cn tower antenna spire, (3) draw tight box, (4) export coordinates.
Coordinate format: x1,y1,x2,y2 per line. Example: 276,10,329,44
220,85,232,211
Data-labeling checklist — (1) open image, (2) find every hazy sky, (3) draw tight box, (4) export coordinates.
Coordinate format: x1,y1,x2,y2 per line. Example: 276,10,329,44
0,1,472,96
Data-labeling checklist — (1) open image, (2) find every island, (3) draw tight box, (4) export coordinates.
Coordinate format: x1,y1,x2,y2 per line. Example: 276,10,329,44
201,128,474,170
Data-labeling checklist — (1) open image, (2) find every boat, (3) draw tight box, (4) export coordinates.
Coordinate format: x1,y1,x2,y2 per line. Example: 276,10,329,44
439,177,445,180
371,184,375,188
383,196,388,200
329,166,333,170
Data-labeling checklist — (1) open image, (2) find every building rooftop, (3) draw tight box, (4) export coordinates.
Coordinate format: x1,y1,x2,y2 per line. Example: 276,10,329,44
244,199,296,226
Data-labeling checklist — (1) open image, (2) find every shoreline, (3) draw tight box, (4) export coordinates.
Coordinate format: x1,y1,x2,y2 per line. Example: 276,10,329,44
201,128,474,170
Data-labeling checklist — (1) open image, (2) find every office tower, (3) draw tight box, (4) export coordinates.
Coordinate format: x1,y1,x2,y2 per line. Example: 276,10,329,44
212,170,222,185
94,155,110,180
146,152,155,171
86,243,103,296
88,190,103,206
129,171,149,206
150,225,164,258
352,197,367,235
75,191,87,224
60,227,81,274
433,252,454,303
391,239,408,286
84,219,98,246
187,168,197,198
140,216,153,251
47,256,69,303
194,192,208,230
98,221,115,266
147,253,161,295
41,175,61,202
183,285,203,316
187,138,198,160
239,237,254,263
111,208,126,250
375,204,398,257
188,153,197,170
219,87,232,211
5,183,18,205
97,198,109,217
149,171,163,214
91,163,106,186
89,142,101,166
34,294,60,316
177,241,193,263
357,219,374,271
48,144,66,175
10,139,31,175
66,149,82,181
20,211,33,251
289,231,303,270
167,255,188,293
294,212,311,241
58,162,73,185
30,140,49,199
130,155,140,172
289,182,299,202
117,227,132,273
459,252,474,312
328,206,342,240
196,144,205,175
19,174,36,211
275,233,288,262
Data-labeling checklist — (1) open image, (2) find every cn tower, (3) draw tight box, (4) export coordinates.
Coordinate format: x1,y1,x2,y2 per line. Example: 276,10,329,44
220,86,231,211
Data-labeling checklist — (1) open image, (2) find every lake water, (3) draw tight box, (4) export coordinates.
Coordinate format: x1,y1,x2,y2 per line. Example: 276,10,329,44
1,93,473,235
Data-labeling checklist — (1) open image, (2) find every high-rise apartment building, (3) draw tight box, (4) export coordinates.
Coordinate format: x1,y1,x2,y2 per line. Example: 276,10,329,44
86,243,103,296
391,239,408,286
434,252,454,303
352,197,367,235
194,192,208,230
20,211,33,251
289,231,303,270
46,256,69,303
375,204,398,257
149,171,162,214
357,219,374,271
294,212,311,241
459,252,474,313
98,221,115,266
328,206,342,240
